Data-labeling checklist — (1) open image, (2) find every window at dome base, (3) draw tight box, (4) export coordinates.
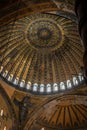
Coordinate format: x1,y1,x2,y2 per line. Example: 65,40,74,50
0,66,86,94
7,74,13,82
60,82,65,90
40,84,45,92
2,70,8,78
46,84,51,93
78,73,84,82
73,77,78,86
53,83,58,92
33,83,38,92
67,80,72,89
26,82,31,90
13,77,19,85
20,80,25,88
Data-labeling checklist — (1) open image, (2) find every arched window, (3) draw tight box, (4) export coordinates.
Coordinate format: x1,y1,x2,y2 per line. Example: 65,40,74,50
20,80,25,88
13,77,19,85
33,83,38,92
60,82,65,90
2,70,8,77
7,74,13,81
0,109,4,116
78,73,84,82
40,84,44,92
67,80,72,89
53,83,58,92
0,66,3,73
26,82,31,90
46,84,51,93
73,77,78,86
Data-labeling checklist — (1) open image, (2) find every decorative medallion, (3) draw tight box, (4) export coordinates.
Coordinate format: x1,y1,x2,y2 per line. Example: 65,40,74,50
26,14,63,52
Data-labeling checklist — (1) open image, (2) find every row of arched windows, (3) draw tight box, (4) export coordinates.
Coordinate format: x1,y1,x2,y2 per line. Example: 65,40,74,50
32,75,84,93
0,66,85,94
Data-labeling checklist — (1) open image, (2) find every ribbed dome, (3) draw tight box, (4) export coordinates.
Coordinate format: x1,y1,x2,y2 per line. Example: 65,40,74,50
24,95,87,130
0,12,85,94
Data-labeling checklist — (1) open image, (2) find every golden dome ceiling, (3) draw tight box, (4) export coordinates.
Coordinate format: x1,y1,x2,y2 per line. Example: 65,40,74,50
0,0,86,95
25,13,63,52
0,11,86,94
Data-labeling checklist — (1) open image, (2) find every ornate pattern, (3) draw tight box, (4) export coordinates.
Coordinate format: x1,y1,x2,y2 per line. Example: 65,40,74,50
24,95,87,130
26,16,62,51
0,12,85,94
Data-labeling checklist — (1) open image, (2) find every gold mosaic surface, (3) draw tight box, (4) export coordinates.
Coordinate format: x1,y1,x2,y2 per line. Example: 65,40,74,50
0,12,84,93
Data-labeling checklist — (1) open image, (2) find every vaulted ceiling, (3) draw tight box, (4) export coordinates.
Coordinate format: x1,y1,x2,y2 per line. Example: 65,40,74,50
24,94,87,130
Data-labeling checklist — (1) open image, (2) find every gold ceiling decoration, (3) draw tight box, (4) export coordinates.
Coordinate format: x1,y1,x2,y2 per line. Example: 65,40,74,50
0,12,85,94
25,13,64,52
24,95,87,130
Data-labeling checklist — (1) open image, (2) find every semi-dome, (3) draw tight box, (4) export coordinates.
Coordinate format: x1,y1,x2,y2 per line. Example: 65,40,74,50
24,94,87,130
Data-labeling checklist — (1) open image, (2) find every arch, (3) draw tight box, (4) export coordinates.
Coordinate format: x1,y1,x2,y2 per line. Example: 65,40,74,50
0,84,17,130
13,77,19,85
46,84,51,93
67,80,72,89
7,74,13,82
73,77,78,86
60,82,65,90
26,82,31,90
20,80,25,88
33,83,38,92
40,84,45,93
2,70,8,78
78,73,84,82
53,83,58,92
